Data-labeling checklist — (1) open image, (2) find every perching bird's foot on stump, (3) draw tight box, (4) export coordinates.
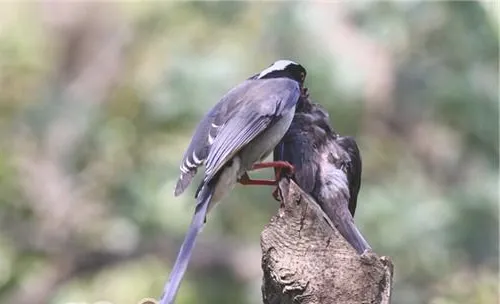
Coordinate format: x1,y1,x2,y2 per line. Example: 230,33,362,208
261,179,393,304
251,160,295,174
238,172,277,186
238,161,295,187
237,161,295,202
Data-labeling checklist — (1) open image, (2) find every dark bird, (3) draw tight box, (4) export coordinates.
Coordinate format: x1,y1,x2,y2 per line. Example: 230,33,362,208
274,94,371,254
161,60,307,304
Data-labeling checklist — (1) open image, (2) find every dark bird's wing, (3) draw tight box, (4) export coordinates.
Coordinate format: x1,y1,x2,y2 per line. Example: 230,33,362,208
274,114,320,193
335,136,362,216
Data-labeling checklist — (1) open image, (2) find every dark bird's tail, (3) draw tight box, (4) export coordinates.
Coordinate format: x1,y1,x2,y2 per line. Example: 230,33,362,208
160,185,213,304
334,213,371,254
319,190,371,255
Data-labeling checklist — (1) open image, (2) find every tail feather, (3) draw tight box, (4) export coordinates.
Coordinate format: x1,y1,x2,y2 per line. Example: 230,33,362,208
335,215,371,254
320,198,371,255
160,186,213,304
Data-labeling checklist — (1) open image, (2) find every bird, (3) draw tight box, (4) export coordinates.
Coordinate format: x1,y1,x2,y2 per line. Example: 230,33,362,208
161,60,307,304
273,93,371,254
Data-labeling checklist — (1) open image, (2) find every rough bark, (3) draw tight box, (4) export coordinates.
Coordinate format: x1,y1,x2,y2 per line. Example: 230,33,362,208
261,179,393,304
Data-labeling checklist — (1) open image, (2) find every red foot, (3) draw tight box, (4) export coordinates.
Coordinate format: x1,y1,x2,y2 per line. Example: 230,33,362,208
250,161,295,174
239,162,295,202
238,172,277,186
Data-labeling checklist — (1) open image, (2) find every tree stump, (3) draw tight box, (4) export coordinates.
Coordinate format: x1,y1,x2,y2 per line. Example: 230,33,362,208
261,179,393,304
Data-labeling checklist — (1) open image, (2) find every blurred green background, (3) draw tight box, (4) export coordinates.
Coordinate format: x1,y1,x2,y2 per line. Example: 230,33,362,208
0,1,498,304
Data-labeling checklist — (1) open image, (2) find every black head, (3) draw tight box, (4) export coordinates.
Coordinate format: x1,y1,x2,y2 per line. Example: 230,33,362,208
256,60,307,85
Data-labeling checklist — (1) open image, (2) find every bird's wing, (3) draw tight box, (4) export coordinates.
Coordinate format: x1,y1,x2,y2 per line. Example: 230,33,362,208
204,79,300,181
175,81,262,196
174,108,221,196
336,136,362,216
274,115,319,193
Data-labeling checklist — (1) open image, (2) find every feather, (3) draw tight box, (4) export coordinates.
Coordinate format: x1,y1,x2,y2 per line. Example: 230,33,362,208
274,97,370,254
317,168,370,254
204,113,274,180
167,60,307,303
174,78,298,196
160,184,213,304
273,126,318,194
204,79,300,181
333,209,371,254
335,136,362,216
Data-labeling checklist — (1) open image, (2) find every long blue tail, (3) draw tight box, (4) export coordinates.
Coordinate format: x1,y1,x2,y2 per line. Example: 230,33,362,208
160,185,213,304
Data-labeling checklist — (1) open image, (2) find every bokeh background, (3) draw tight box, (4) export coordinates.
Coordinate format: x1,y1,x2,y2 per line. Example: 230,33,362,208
0,1,498,304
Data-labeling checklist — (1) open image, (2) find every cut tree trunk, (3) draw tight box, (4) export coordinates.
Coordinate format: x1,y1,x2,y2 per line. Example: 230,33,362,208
261,179,393,304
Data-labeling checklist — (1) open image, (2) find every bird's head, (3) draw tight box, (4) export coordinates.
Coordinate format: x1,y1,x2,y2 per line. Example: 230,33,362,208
255,60,307,86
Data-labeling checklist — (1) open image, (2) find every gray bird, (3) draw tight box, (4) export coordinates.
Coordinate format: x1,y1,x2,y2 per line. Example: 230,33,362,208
274,95,371,254
161,60,307,304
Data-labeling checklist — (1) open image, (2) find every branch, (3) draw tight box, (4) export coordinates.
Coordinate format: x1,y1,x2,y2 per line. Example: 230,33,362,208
261,179,393,304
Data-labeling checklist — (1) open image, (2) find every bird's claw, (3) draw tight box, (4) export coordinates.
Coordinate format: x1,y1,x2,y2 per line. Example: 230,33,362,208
282,162,295,175
272,187,281,202
238,174,276,186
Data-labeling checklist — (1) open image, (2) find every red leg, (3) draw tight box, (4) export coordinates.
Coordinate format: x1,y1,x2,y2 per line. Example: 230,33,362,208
238,172,277,186
245,162,295,199
250,161,295,174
